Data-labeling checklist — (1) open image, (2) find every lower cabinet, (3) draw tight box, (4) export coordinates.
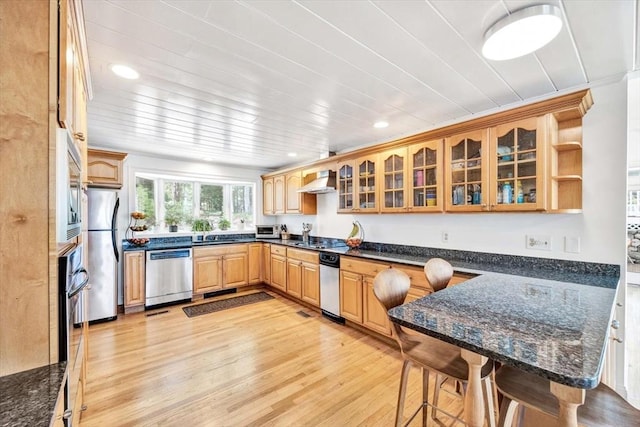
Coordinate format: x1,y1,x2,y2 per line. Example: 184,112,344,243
124,250,145,313
248,243,262,284
270,245,287,292
193,245,248,296
262,243,271,284
286,248,319,306
339,256,473,337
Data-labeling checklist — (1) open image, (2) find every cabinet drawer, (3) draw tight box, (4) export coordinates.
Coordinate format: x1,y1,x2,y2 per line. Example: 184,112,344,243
194,244,248,258
271,245,287,256
341,256,387,277
394,264,430,290
287,247,319,264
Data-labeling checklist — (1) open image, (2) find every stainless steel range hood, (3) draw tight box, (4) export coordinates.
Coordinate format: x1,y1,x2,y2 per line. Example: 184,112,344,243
297,170,336,194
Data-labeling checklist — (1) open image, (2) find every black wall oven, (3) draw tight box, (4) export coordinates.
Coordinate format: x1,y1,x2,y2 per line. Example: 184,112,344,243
58,243,89,425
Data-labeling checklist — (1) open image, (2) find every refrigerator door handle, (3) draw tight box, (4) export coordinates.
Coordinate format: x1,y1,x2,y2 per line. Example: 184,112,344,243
111,197,120,262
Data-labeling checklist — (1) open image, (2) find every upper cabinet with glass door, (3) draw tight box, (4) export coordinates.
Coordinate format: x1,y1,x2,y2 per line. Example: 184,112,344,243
380,148,407,213
337,155,379,213
408,140,444,212
489,117,546,211
445,130,488,212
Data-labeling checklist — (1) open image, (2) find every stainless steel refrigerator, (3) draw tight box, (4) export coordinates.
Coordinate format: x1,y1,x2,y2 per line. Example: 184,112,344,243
86,189,119,322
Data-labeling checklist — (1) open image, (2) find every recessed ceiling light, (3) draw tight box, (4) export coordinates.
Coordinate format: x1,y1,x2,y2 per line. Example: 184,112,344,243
287,152,297,157
482,4,563,61
374,121,389,129
203,157,213,161
111,64,139,79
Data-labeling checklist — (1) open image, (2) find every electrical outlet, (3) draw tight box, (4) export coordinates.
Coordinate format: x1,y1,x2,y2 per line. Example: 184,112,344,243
442,231,449,243
565,236,581,253
526,235,551,251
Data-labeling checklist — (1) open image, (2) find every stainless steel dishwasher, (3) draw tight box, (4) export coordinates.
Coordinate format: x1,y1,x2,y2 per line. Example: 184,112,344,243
146,248,193,307
319,251,345,324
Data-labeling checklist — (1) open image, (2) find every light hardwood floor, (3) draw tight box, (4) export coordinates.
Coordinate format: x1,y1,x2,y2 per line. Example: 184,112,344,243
81,290,467,426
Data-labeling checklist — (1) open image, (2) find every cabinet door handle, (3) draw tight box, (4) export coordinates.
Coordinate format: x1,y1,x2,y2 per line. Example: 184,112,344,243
74,132,85,141
612,337,623,343
63,410,73,420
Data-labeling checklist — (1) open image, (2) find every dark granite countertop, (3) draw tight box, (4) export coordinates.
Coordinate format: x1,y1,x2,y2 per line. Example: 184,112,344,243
388,273,618,389
0,362,66,427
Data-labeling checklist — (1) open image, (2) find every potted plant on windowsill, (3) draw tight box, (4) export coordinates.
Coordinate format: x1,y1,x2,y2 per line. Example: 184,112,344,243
218,217,231,231
192,219,213,241
165,204,183,232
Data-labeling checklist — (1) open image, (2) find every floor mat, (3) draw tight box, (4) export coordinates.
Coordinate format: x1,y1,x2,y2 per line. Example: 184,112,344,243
182,292,274,318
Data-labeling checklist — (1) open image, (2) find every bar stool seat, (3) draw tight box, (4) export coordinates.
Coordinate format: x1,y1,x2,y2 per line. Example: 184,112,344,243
495,365,640,426
373,264,496,427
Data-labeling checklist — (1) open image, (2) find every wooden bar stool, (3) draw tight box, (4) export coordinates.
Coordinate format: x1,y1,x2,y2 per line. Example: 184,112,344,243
373,265,496,427
495,365,640,426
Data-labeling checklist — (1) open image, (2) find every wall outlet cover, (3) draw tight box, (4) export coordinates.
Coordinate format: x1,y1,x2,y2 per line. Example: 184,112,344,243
565,236,581,253
526,235,552,251
442,231,449,243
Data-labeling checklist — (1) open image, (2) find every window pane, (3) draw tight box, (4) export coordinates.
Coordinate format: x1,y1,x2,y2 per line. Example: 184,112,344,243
232,184,253,227
135,176,156,225
164,181,193,228
200,184,224,219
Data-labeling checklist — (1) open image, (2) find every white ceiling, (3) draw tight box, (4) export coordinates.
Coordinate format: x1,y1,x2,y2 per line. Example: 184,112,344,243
82,0,639,170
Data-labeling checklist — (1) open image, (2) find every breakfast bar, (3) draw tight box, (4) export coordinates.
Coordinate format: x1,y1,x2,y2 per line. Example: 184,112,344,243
388,271,619,427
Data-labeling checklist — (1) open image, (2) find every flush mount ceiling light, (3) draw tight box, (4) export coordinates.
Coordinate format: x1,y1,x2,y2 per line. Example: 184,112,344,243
111,64,139,79
482,4,563,61
373,121,389,129
287,152,297,157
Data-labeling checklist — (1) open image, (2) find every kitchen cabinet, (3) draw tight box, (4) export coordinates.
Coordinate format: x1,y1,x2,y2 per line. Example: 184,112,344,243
445,117,549,212
287,248,320,307
548,115,584,212
262,243,271,284
408,139,444,212
445,129,489,212
248,243,262,285
270,245,287,292
285,171,317,214
263,171,317,215
339,270,363,323
380,148,408,213
59,0,91,151
337,154,379,213
192,245,248,296
87,149,127,189
51,378,66,426
124,251,145,313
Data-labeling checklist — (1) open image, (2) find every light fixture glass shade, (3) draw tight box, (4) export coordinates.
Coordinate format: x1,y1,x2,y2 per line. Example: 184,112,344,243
482,4,563,61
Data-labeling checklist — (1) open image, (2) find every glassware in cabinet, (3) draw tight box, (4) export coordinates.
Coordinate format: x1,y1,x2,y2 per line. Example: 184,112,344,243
408,139,443,212
380,148,407,212
490,117,547,211
445,130,488,212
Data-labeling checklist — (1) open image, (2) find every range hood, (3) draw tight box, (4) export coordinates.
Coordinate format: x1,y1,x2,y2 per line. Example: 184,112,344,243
297,170,336,194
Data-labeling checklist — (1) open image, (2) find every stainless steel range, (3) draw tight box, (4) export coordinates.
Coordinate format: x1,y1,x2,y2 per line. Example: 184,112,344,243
319,251,344,324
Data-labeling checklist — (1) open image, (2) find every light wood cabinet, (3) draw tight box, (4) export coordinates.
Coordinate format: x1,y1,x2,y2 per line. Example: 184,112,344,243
337,154,380,213
287,247,320,306
248,243,262,284
87,149,127,189
58,0,90,150
339,270,363,323
270,245,287,292
549,115,583,212
408,139,444,212
193,253,223,294
445,129,489,212
380,148,408,213
52,378,66,426
263,170,317,215
124,251,145,313
262,243,271,284
193,245,248,295
363,276,391,335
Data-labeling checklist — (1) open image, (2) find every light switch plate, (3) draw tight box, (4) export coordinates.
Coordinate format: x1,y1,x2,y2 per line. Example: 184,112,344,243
526,235,552,251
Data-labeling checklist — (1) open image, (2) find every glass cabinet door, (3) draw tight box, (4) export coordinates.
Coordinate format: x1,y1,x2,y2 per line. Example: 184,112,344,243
357,156,378,212
381,148,407,212
337,162,354,212
445,130,487,211
408,140,443,211
491,117,545,211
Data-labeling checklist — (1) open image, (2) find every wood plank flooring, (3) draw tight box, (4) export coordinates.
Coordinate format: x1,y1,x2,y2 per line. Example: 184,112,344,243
81,290,467,426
